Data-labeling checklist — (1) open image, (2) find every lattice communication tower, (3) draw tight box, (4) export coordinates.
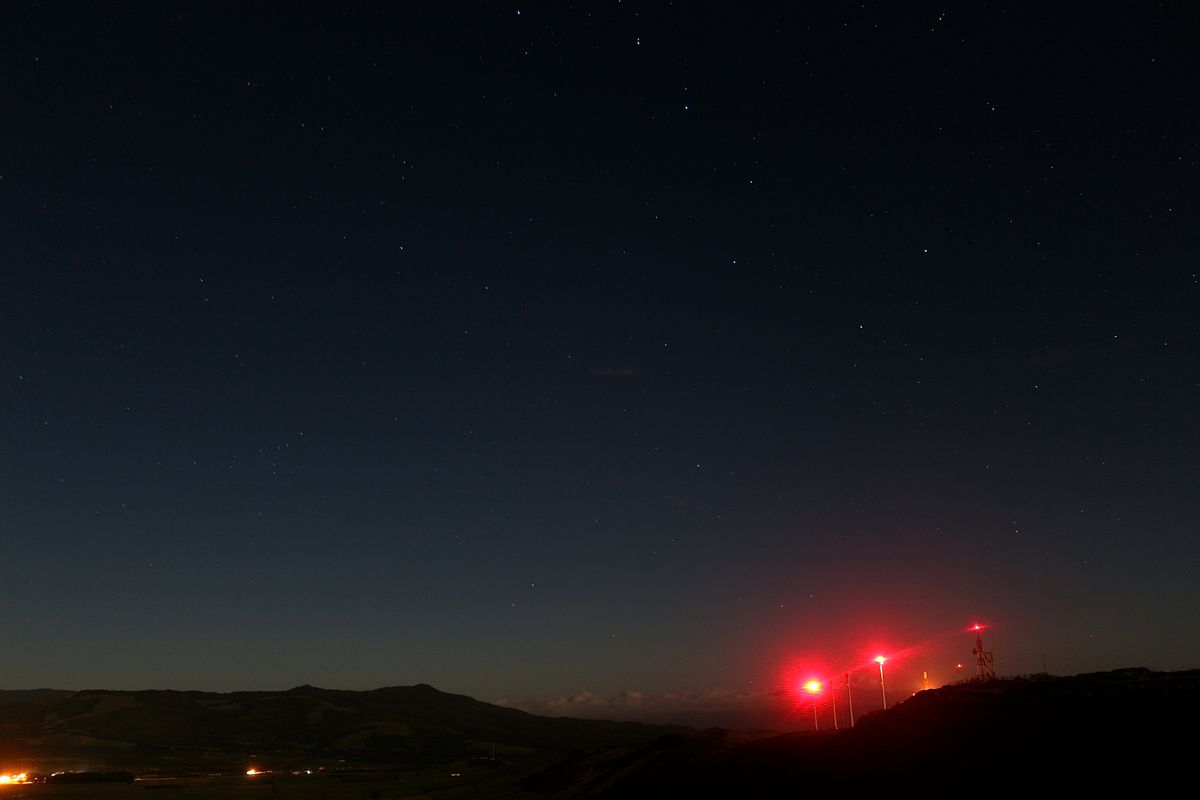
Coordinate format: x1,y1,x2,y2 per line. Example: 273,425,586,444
971,624,997,681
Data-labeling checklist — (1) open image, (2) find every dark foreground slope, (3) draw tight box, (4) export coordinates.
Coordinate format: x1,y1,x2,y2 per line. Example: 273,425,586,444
0,683,674,769
523,668,1200,797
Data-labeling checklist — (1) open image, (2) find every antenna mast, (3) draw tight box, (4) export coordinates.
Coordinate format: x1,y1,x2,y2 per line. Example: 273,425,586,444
970,624,997,681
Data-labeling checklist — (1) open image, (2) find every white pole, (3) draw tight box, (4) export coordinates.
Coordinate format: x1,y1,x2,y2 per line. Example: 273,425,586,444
845,673,854,727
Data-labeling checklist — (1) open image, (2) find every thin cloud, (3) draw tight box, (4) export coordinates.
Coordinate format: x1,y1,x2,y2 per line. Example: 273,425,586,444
494,686,776,725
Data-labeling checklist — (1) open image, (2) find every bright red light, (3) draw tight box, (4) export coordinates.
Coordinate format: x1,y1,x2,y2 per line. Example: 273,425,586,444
780,655,835,709
874,655,887,664
970,623,985,632
803,680,822,694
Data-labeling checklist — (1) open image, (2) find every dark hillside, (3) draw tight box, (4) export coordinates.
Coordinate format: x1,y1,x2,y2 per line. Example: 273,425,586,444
0,683,676,768
523,668,1200,797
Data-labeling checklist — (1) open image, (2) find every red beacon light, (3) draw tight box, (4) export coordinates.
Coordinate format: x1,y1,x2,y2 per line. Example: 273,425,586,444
800,679,823,730
874,656,889,709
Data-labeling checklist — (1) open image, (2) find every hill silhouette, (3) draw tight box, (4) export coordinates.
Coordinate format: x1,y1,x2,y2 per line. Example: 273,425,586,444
521,667,1200,796
1,669,1195,794
0,683,675,770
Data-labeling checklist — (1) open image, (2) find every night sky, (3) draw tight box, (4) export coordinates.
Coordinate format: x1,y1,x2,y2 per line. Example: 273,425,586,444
2,3,1197,725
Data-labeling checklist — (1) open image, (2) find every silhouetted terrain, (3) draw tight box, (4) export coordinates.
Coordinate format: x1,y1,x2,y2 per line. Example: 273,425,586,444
521,668,1200,796
0,683,675,771
2,669,1196,796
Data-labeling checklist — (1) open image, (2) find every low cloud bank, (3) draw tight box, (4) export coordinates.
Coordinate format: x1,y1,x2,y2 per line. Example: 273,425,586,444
494,687,786,730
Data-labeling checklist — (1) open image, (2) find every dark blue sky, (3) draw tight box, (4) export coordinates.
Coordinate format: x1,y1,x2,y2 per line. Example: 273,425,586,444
1,2,1196,721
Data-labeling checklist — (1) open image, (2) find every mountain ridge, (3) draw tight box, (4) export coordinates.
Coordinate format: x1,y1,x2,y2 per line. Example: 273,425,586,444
0,682,680,769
